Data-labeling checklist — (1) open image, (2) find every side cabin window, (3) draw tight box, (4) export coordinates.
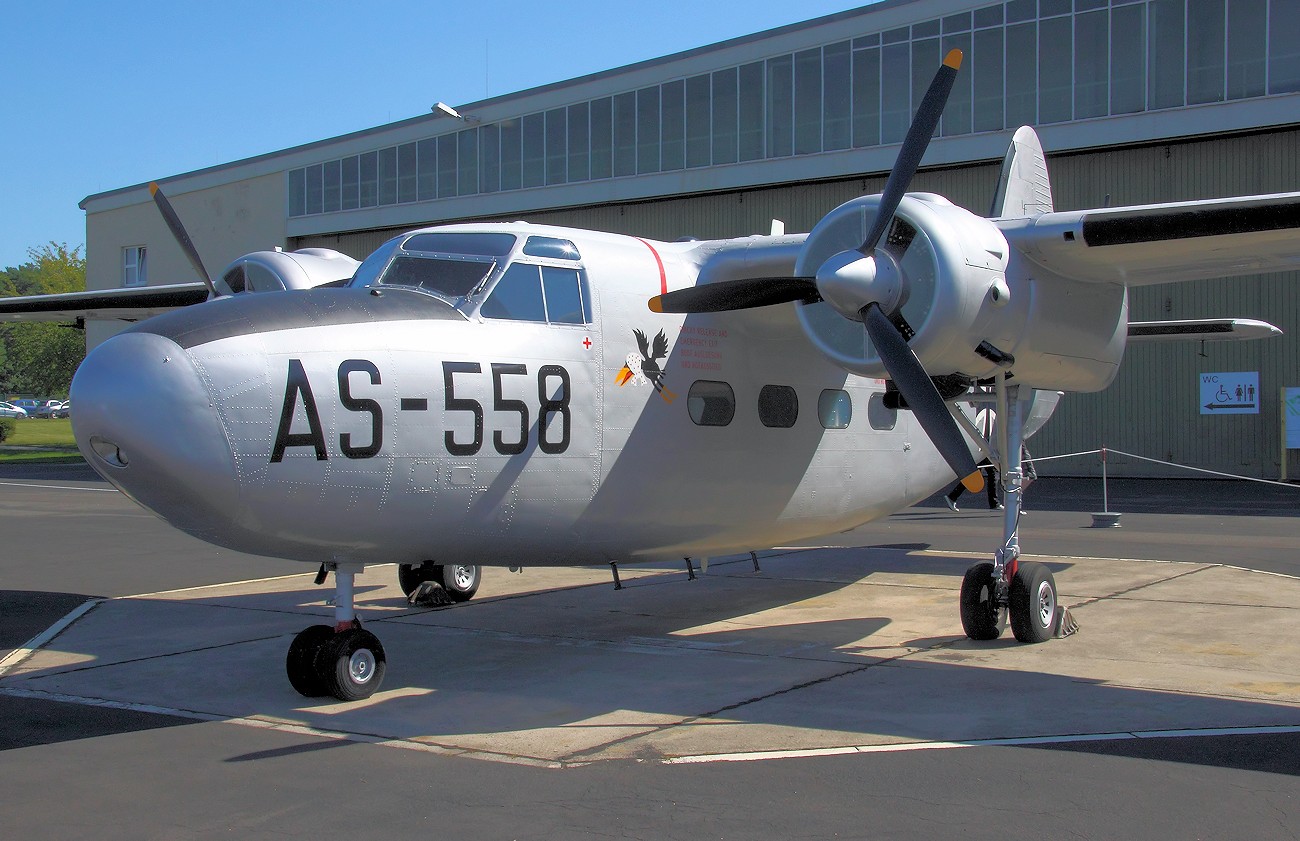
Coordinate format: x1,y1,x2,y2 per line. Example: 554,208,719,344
758,384,798,428
818,389,853,429
688,380,735,426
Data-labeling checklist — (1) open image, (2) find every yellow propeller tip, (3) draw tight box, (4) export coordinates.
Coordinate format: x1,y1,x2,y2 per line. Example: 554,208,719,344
647,297,664,313
960,470,984,493
943,49,963,70
148,182,160,196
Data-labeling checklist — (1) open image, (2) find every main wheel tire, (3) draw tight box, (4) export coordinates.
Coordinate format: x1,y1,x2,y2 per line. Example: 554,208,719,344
959,562,1006,640
397,562,436,597
286,624,334,697
1009,561,1057,644
440,563,480,602
321,628,387,702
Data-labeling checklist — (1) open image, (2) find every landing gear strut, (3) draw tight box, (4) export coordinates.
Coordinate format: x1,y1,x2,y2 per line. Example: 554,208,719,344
958,379,1070,644
286,563,387,701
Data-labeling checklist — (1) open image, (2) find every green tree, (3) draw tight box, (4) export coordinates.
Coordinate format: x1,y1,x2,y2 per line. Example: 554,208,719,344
0,242,86,397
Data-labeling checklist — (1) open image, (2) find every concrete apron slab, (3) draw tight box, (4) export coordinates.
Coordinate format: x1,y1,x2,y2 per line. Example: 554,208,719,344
2,547,1298,767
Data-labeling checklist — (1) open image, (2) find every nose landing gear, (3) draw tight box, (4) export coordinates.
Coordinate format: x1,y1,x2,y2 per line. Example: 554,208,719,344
286,563,388,702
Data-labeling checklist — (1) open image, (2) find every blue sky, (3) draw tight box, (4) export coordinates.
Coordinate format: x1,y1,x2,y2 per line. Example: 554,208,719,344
1,0,876,271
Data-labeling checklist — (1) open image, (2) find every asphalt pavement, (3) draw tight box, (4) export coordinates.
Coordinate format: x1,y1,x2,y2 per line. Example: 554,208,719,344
1,464,1296,840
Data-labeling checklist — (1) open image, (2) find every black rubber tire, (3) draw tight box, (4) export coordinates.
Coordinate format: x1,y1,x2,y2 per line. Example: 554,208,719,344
440,564,481,602
397,562,435,597
322,628,387,702
1009,561,1057,644
959,562,1005,641
286,624,334,697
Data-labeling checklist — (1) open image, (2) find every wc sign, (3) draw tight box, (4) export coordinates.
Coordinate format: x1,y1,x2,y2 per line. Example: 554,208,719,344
1200,372,1259,415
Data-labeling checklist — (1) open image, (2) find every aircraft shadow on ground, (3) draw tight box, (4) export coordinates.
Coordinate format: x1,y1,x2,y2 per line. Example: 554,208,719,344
1,548,1294,778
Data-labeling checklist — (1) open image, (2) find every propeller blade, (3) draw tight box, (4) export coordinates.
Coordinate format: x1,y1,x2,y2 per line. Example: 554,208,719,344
150,183,219,297
649,276,818,314
860,49,963,254
862,302,981,488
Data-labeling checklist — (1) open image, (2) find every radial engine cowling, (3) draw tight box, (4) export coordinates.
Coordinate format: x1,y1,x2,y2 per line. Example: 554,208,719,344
796,193,1018,383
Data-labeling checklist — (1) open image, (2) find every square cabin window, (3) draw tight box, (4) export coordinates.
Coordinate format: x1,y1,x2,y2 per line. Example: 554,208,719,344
122,246,146,287
818,389,853,429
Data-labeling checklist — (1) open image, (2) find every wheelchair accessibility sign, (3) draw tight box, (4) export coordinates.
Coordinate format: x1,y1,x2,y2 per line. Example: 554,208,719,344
1200,372,1259,414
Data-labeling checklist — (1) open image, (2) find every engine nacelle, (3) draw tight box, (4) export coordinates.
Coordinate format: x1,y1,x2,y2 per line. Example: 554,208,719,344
216,248,360,296
795,194,1127,393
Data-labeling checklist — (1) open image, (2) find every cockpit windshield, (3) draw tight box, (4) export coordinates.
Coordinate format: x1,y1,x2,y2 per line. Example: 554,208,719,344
351,231,517,303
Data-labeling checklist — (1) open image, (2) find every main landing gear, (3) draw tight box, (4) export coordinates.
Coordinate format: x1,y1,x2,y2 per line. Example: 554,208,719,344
396,561,481,602
287,563,387,702
957,379,1074,644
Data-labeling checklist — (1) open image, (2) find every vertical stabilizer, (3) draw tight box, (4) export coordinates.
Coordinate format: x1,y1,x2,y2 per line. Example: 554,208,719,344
989,126,1054,218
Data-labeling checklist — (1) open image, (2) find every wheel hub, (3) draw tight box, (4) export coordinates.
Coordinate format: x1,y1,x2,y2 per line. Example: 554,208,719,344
1036,580,1056,627
349,647,376,685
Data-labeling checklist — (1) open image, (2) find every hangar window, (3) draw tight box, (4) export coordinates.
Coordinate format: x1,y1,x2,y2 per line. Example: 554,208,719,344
758,385,798,428
818,389,852,429
688,381,735,427
122,246,146,288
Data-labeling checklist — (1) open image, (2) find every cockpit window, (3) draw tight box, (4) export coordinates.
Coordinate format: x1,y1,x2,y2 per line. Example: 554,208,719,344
246,261,282,292
522,236,581,260
222,264,247,294
381,255,496,298
404,232,516,256
479,264,546,322
542,266,586,323
481,263,590,324
350,236,403,287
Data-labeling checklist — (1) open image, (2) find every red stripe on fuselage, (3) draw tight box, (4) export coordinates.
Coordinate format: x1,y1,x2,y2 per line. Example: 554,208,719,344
635,238,668,295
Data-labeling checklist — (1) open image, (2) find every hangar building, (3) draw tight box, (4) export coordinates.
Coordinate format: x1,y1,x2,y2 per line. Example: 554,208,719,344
79,0,1300,478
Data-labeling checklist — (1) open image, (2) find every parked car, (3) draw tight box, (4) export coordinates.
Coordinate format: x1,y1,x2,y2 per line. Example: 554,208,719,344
33,400,67,419
0,401,28,419
52,400,71,419
12,399,41,415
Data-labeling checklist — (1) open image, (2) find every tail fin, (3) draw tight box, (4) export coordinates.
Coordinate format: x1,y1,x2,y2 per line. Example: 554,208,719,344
989,126,1054,218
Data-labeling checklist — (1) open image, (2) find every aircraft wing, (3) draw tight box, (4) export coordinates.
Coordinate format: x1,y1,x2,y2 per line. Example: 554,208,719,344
999,192,1300,286
0,282,209,323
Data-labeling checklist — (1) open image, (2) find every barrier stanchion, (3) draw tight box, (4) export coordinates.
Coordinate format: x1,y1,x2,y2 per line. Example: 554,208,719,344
1091,447,1122,527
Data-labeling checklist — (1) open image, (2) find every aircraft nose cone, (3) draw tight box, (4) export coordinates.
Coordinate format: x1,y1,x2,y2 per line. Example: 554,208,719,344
71,331,238,540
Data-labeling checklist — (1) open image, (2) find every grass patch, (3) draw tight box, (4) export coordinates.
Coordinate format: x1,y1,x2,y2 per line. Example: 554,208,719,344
0,449,84,463
3,418,76,447
0,418,82,463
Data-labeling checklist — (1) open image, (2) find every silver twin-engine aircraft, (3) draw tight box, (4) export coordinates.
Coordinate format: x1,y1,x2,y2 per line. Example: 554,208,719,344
4,51,1295,700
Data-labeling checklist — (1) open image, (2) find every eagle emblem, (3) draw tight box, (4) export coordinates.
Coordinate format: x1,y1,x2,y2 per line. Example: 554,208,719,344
616,328,675,403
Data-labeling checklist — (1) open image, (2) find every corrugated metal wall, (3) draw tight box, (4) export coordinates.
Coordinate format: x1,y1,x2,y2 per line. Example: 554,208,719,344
296,127,1300,478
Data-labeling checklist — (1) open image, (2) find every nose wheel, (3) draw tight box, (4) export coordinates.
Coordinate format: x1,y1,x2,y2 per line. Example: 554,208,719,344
286,563,388,702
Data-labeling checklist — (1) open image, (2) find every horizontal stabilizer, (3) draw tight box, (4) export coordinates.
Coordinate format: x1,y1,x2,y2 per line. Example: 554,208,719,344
1126,318,1282,342
0,283,209,323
